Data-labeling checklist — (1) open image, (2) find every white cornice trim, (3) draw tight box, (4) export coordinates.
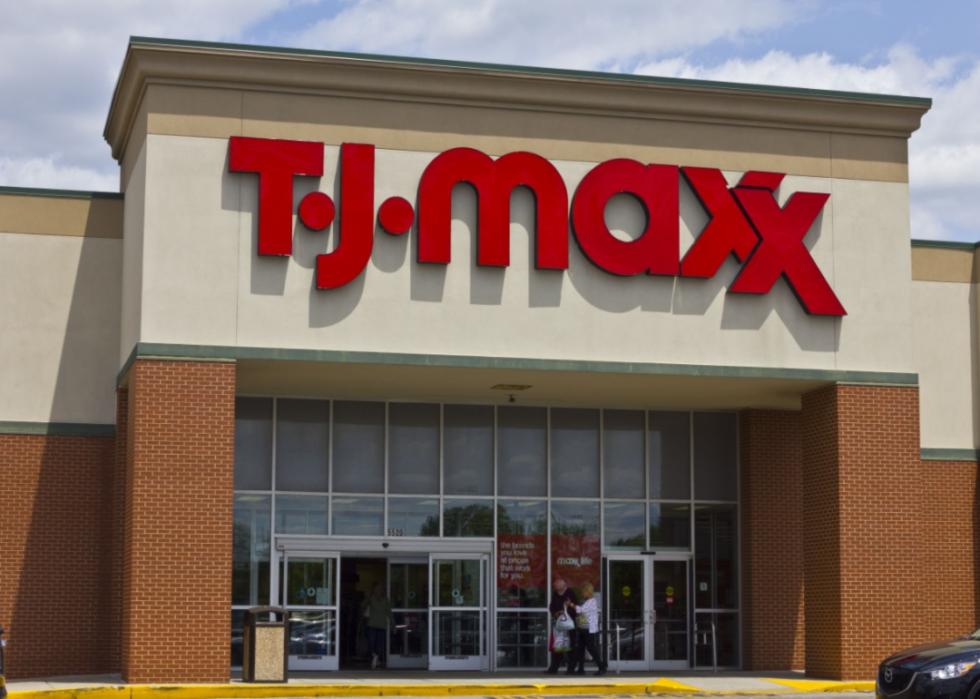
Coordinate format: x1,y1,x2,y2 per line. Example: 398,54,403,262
104,40,931,163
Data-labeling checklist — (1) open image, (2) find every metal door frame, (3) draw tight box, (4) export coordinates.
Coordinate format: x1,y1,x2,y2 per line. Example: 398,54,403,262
283,550,341,671
649,553,691,671
428,553,490,671
605,553,691,671
387,556,429,669
605,553,650,671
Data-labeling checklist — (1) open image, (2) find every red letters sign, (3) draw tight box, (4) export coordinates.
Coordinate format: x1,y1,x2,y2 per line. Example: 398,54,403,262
228,137,845,316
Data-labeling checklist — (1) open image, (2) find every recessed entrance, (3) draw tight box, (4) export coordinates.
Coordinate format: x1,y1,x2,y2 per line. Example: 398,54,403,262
276,540,492,672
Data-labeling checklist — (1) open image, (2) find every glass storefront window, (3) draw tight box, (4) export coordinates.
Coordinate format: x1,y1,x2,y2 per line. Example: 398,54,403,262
275,399,329,492
275,494,329,535
332,496,384,536
390,562,429,609
694,412,737,501
497,407,546,497
604,501,645,548
497,500,547,608
695,504,737,609
695,611,739,667
435,559,481,606
234,397,272,490
497,612,548,668
650,503,691,549
603,410,645,499
550,408,599,497
231,609,245,667
388,403,439,495
444,404,494,496
387,497,440,537
233,398,742,671
649,411,691,499
332,401,384,493
443,499,494,537
232,494,270,605
550,500,600,594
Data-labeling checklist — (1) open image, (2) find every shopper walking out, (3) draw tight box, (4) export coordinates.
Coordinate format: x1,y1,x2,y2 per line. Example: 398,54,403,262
546,577,578,674
570,582,607,675
364,583,391,669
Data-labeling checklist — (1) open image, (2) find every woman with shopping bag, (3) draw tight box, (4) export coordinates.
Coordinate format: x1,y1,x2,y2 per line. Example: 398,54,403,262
546,577,578,674
569,582,607,675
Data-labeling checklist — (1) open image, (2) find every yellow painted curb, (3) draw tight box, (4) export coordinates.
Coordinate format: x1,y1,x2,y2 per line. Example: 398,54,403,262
8,677,876,699
768,678,876,693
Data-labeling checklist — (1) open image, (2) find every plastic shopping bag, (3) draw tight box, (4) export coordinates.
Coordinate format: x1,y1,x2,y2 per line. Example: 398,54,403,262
552,629,571,653
555,612,575,632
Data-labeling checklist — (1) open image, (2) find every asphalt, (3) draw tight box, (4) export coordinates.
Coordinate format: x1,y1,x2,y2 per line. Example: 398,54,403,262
5,671,876,698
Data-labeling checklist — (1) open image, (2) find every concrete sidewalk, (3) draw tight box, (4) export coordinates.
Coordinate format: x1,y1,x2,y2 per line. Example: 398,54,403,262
5,671,875,698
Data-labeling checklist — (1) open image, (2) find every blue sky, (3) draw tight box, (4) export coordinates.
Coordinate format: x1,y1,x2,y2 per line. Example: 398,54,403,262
1,0,978,241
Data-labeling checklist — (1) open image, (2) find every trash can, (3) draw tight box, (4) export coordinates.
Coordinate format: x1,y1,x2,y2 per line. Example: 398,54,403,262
243,607,288,683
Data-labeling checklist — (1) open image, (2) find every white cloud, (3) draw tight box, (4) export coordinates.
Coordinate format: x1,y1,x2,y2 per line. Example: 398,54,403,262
291,0,801,70
635,46,980,242
0,1,975,243
0,0,300,188
0,156,118,192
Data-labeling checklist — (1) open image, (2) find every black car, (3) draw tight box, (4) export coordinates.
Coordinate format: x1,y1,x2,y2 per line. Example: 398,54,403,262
0,625,6,699
878,633,980,699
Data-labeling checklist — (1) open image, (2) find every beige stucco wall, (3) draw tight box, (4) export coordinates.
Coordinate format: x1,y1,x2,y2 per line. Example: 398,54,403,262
912,279,978,450
0,230,121,424
132,133,915,377
120,141,147,365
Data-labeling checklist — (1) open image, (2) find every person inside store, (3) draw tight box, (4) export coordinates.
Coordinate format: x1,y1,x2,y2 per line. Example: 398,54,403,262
568,582,607,676
364,583,392,669
546,576,578,674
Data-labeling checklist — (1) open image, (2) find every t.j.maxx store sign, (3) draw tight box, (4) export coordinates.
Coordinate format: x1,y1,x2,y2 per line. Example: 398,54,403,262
229,136,846,317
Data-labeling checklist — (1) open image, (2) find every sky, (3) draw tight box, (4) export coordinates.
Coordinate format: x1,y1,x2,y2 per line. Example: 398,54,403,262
1,0,978,242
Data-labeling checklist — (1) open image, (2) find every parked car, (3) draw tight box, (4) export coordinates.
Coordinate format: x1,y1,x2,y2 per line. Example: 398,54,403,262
1,625,7,699
878,633,980,699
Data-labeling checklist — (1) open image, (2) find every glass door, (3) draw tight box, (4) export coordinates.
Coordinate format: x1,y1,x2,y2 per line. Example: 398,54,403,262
605,555,690,671
606,556,649,670
429,554,488,670
284,553,340,671
388,558,429,669
651,557,689,670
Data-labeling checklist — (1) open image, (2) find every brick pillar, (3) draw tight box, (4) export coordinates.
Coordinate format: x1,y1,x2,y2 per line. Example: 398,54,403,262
107,388,127,673
121,359,236,683
801,384,921,680
740,410,805,671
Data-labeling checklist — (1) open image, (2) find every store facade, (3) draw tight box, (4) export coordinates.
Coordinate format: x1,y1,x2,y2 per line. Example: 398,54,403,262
232,400,739,672
2,37,978,685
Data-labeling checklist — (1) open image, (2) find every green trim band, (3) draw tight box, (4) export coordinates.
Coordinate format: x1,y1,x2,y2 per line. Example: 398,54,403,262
129,341,919,386
0,421,115,437
911,239,980,251
0,185,122,200
130,36,932,108
921,448,980,462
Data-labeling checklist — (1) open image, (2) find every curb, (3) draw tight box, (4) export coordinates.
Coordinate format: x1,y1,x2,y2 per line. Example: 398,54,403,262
7,679,877,699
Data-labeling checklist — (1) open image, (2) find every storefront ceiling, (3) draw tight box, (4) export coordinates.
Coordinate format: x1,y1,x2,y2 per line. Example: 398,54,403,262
236,357,831,410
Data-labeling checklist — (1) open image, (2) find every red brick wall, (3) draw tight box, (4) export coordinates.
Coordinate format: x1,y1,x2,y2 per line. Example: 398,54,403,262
919,459,978,640
0,433,114,678
801,384,922,680
121,359,235,683
740,409,805,671
108,389,128,673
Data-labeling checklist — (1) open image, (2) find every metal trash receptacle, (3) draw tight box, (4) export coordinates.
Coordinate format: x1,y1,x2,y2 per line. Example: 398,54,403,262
243,607,288,683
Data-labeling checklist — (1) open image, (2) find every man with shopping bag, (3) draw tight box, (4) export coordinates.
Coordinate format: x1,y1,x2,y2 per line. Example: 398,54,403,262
546,577,578,675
